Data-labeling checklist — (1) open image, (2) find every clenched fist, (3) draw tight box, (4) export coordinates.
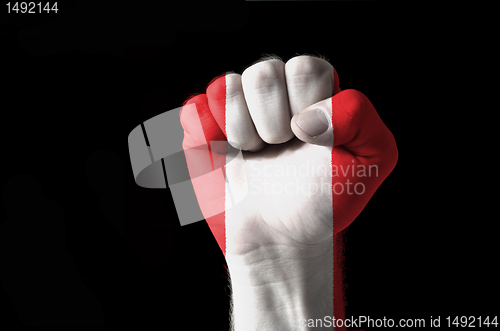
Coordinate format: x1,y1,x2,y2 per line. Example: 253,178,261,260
180,55,397,258
180,54,397,330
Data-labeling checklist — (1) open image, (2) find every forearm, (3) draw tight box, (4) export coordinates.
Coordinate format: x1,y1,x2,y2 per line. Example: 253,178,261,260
227,241,334,331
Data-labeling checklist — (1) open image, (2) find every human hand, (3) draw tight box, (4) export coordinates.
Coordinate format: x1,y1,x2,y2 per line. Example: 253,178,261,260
180,54,397,330
180,55,398,259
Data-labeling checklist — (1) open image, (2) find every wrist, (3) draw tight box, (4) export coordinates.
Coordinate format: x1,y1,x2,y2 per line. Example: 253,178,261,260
227,241,333,330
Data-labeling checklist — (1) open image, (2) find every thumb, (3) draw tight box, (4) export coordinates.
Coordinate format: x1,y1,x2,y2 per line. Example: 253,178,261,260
291,89,397,161
290,94,334,147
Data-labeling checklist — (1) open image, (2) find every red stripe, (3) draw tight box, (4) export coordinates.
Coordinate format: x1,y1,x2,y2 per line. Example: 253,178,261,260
205,74,227,256
181,77,228,256
333,67,347,330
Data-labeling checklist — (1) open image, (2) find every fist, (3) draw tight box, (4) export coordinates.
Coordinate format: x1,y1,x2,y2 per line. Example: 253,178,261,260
180,55,398,257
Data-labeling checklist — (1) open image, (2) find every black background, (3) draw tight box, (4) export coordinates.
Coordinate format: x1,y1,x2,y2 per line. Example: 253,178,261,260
1,0,497,329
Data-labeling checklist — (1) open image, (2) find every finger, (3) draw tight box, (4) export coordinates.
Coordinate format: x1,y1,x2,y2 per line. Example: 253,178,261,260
206,73,227,138
180,94,227,254
207,73,266,152
180,94,225,150
241,59,294,144
332,90,397,162
290,95,333,147
285,55,334,117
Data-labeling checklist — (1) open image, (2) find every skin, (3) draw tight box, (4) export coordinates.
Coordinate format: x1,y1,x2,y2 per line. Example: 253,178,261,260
225,56,336,257
180,54,398,330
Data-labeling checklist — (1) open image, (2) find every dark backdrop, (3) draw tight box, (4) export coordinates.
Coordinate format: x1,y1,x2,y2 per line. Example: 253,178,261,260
1,1,497,329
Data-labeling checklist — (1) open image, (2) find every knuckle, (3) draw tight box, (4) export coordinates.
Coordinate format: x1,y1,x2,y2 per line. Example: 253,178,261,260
242,59,285,90
341,89,367,120
285,55,331,82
